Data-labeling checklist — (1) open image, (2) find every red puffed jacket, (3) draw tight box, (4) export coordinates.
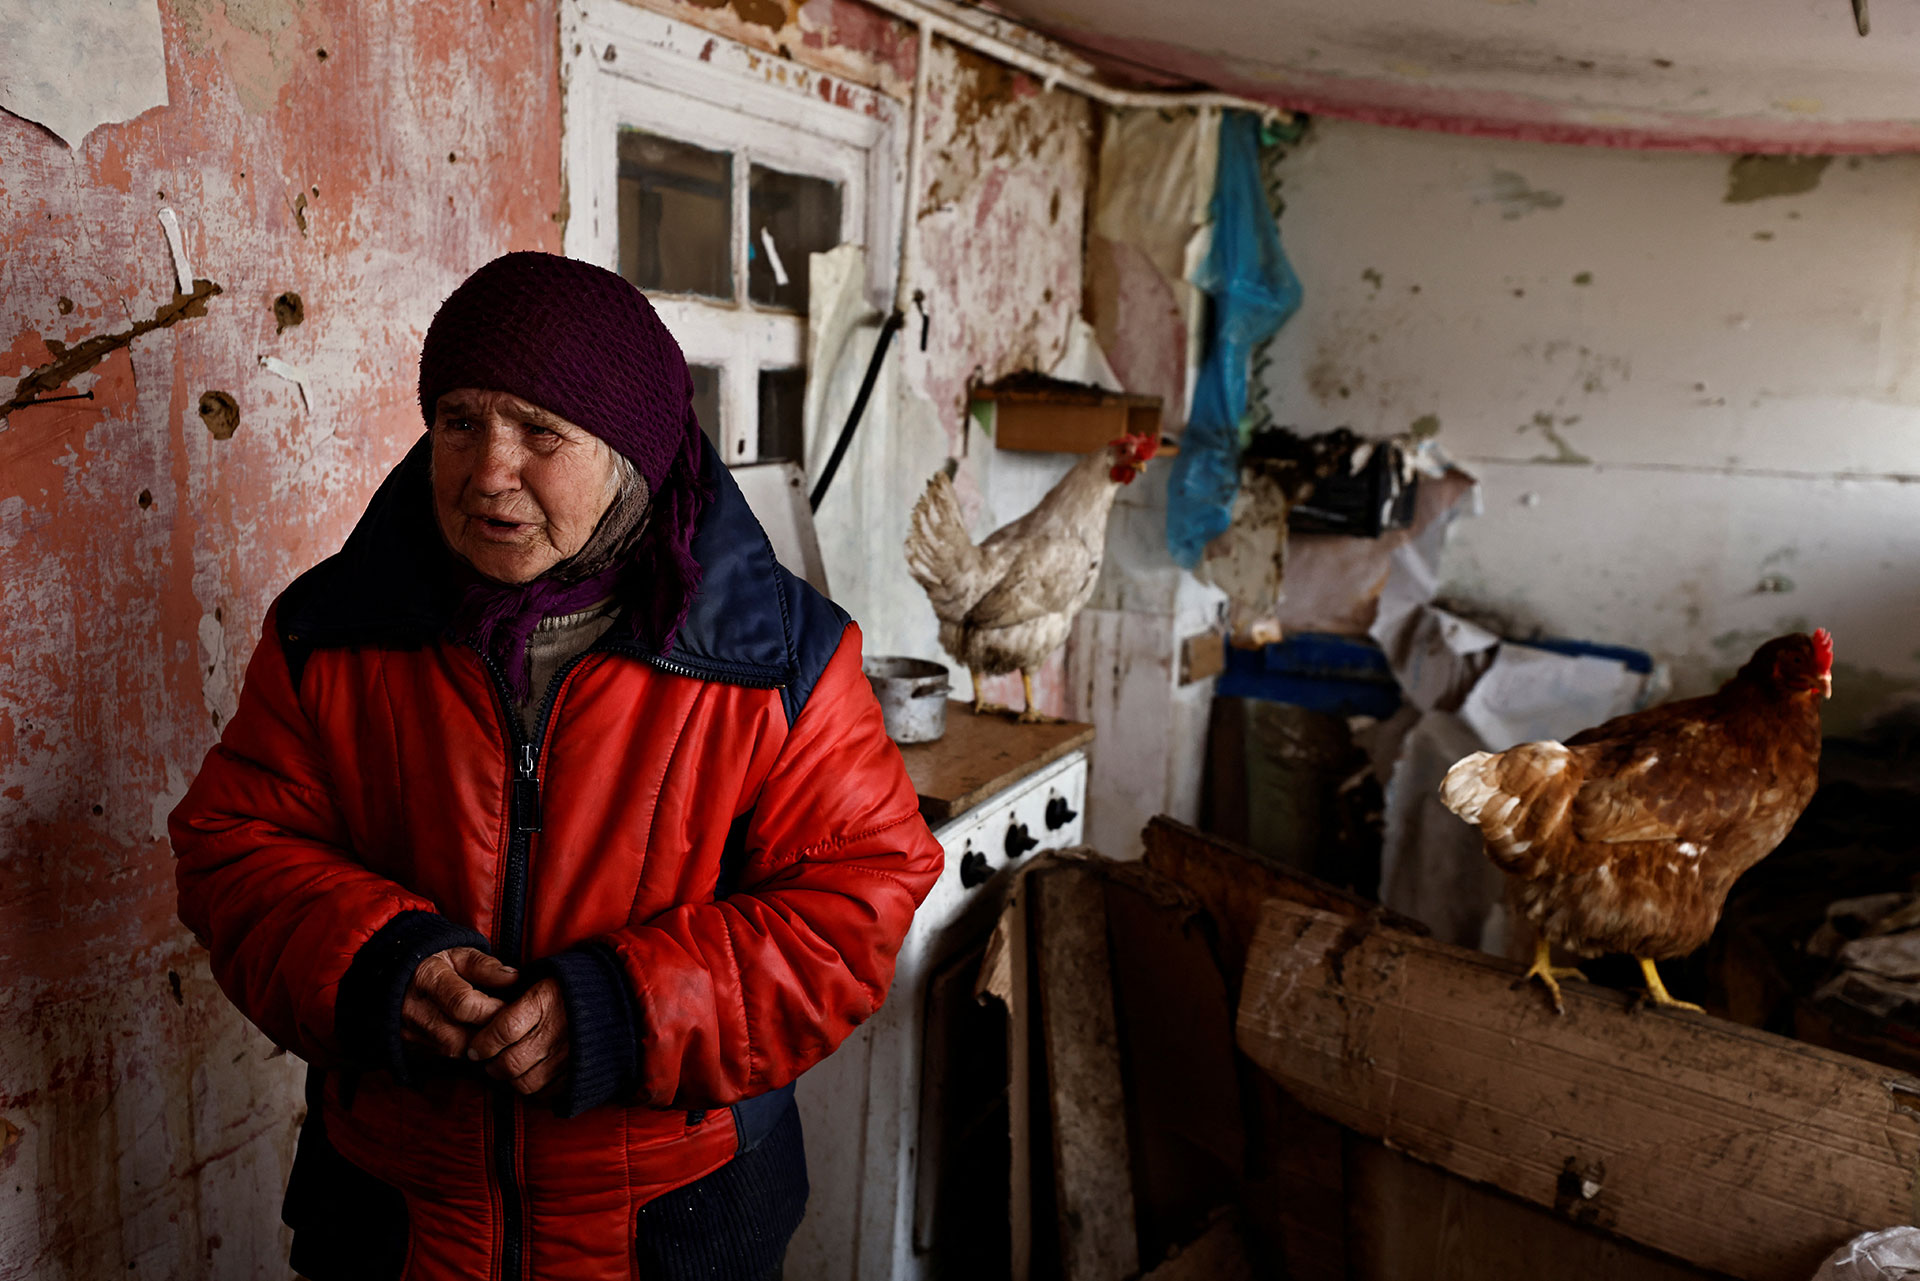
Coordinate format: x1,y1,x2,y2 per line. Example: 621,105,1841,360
172,437,943,1281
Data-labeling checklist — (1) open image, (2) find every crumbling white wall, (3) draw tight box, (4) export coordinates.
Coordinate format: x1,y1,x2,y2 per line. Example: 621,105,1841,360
1255,118,1920,734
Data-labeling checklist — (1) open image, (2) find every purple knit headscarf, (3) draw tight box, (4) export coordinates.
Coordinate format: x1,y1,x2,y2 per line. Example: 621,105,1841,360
418,251,712,697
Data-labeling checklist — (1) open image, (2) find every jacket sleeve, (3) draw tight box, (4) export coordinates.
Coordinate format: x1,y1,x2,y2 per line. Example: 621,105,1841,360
171,606,473,1069
556,622,943,1114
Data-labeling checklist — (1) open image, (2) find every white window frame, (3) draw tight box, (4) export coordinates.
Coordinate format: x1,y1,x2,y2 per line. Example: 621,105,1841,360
562,2,904,465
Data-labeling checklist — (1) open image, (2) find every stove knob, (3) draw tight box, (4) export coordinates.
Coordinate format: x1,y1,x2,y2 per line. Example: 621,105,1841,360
959,848,991,888
1004,822,1039,858
1044,796,1078,830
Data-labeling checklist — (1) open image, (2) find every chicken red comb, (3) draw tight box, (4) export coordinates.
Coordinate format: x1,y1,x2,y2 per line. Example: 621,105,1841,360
1812,627,1833,673
1107,433,1158,484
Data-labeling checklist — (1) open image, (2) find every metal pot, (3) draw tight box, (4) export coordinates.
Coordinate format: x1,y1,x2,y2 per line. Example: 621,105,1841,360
864,656,951,744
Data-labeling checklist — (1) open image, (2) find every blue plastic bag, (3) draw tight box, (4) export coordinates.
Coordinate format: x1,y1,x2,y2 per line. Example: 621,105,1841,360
1166,111,1303,567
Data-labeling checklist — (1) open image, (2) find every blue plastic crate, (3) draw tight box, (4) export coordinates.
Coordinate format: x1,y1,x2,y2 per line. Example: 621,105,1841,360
1218,633,1402,719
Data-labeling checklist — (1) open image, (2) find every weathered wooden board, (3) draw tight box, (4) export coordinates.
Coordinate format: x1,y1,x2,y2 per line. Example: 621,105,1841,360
1092,866,1245,1264
1140,815,1424,991
976,873,1036,1281
1138,1212,1254,1281
976,378,1164,455
894,703,1093,823
1033,865,1139,1281
1346,1136,1722,1281
1237,897,1920,1281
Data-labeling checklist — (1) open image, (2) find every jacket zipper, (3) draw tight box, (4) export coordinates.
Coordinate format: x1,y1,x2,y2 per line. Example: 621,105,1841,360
614,644,787,690
473,646,593,1281
470,642,779,1280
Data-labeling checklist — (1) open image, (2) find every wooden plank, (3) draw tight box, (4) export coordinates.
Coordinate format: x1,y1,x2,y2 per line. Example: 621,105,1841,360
995,401,1140,454
1179,630,1226,684
1101,874,1243,1263
894,702,1093,823
976,877,1035,1281
990,403,1178,455
1141,815,1424,992
1139,1212,1254,1281
1236,897,1920,1281
1033,865,1138,1281
1138,818,1357,1278
1346,1137,1724,1281
1239,1080,1348,1281
978,380,1163,408
972,375,1168,455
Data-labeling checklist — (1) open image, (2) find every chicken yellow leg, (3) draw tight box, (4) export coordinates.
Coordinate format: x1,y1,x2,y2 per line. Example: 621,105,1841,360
971,669,1012,717
1517,937,1586,1014
1015,669,1063,725
1637,958,1704,1012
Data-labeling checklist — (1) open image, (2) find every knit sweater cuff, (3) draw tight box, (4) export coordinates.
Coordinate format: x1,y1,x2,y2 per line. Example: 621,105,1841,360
544,941,642,1117
336,910,490,1083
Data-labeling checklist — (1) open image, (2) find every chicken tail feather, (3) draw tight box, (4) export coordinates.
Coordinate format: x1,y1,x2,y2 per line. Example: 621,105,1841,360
905,472,989,623
1440,741,1575,873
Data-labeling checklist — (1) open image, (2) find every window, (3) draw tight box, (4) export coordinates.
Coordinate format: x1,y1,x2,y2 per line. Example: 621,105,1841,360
617,132,732,302
564,5,902,467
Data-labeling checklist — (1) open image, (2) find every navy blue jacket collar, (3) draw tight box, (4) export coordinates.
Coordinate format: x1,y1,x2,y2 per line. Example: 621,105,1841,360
277,432,812,691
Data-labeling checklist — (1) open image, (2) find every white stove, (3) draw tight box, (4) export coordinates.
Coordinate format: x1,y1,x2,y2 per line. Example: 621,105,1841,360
730,464,1084,1277
786,748,1088,1280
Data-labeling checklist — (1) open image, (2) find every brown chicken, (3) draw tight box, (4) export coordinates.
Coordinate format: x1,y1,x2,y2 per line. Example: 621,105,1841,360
905,434,1158,721
1440,629,1831,1012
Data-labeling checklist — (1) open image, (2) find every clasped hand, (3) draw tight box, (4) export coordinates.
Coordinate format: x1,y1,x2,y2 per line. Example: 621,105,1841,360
401,946,570,1098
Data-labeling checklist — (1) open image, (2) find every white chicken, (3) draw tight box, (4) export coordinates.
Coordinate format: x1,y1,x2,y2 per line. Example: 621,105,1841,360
905,434,1159,722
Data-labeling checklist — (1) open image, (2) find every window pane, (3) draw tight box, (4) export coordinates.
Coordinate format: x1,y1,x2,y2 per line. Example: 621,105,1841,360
748,165,842,313
689,364,722,453
618,131,732,300
758,367,807,464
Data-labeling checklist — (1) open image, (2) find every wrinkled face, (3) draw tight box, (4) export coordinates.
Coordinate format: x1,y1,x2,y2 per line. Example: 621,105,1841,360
430,389,619,584
1771,628,1835,699
1107,433,1161,484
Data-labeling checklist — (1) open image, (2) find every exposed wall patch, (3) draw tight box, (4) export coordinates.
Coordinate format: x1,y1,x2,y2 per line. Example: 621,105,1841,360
2,280,223,417
1725,155,1832,204
684,0,789,32
1519,410,1591,464
1474,169,1565,220
197,391,240,440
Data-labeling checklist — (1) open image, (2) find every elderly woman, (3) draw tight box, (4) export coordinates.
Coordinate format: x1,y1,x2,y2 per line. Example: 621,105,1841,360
171,252,943,1281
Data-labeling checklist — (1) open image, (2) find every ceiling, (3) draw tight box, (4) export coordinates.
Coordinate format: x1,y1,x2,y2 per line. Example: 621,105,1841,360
985,0,1920,152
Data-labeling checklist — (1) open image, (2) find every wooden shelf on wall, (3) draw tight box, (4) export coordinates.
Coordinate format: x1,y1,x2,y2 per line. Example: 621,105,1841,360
973,373,1170,455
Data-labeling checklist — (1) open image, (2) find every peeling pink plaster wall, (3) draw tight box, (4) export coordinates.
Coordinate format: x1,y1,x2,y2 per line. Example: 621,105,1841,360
1,0,1098,1268
907,40,1091,431
0,1,562,1273
637,0,920,97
